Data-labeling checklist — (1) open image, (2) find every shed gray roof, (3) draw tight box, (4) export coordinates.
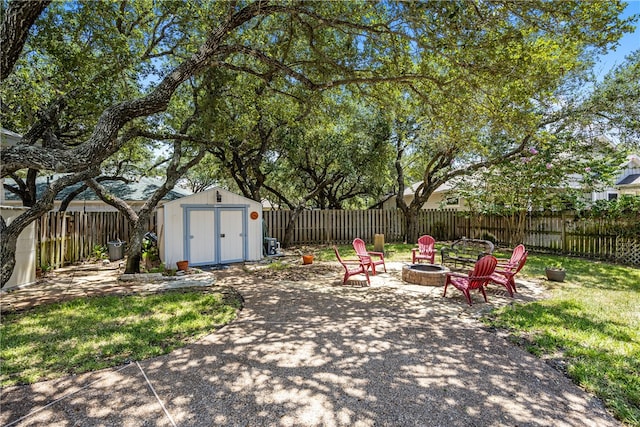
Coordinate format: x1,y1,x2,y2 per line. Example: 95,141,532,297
3,175,192,202
617,174,640,186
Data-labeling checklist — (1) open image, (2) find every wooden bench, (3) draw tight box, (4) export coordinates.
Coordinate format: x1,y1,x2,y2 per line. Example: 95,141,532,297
440,238,495,268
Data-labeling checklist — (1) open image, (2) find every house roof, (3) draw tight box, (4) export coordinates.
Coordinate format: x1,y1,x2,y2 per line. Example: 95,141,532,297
402,181,452,196
626,154,640,168
617,174,640,186
261,199,280,209
160,186,261,207
1,128,24,147
3,175,192,202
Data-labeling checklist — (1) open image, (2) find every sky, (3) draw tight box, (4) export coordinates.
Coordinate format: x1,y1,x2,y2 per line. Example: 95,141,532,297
594,0,640,78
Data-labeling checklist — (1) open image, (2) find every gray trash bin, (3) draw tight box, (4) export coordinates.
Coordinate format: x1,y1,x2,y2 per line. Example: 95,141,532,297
107,240,125,261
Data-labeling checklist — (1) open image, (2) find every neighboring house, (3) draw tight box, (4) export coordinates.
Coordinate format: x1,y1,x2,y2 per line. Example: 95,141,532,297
616,173,640,196
3,175,193,212
2,128,192,211
591,154,640,200
381,182,466,211
383,154,640,212
1,128,25,205
0,127,22,145
613,154,640,197
261,199,280,211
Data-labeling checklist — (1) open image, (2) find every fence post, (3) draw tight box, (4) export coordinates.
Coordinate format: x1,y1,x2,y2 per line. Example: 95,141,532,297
561,211,567,252
324,210,329,244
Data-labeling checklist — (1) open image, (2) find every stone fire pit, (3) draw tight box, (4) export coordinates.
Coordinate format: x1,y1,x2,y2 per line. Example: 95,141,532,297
402,264,450,286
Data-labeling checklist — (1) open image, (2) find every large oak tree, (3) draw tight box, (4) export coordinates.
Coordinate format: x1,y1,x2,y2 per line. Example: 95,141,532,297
381,1,634,242
2,0,425,285
1,0,633,285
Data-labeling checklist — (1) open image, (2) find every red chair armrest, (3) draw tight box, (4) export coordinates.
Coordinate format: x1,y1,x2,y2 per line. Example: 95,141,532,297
496,260,516,267
342,260,363,265
446,272,469,279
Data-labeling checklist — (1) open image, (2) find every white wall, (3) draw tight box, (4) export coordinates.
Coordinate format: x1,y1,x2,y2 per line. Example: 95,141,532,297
158,188,262,268
1,129,22,206
382,192,466,210
592,155,640,200
1,206,36,289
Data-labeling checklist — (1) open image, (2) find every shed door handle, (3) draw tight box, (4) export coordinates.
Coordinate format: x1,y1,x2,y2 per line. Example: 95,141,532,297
220,233,225,238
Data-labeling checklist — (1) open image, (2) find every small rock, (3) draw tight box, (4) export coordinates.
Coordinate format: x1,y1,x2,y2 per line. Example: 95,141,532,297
102,259,111,265
176,270,186,276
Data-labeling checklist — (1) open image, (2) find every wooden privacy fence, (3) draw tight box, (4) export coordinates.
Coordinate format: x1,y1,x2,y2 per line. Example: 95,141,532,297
34,209,638,268
264,209,407,244
262,209,466,245
36,212,156,269
264,209,640,265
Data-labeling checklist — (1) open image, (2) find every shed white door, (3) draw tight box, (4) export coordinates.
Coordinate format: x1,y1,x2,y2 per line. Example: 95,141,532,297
219,208,245,263
188,209,216,264
185,206,246,265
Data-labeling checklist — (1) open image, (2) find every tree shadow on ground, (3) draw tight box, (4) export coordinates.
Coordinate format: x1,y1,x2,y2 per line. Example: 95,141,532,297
0,263,618,427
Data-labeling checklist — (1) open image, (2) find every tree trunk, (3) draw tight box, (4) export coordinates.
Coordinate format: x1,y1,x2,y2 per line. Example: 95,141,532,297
404,209,420,245
504,212,527,246
515,210,527,245
505,213,515,246
123,206,161,274
124,220,144,274
0,226,18,287
85,139,204,274
282,207,303,248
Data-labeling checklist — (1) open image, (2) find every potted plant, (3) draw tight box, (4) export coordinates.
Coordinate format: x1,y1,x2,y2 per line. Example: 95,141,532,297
176,260,189,271
545,261,566,282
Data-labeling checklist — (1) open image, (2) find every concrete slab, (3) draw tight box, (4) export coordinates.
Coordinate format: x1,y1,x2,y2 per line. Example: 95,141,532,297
1,363,174,426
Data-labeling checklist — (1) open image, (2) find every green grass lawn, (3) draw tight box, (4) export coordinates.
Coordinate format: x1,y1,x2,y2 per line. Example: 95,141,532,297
0,289,242,387
484,253,640,426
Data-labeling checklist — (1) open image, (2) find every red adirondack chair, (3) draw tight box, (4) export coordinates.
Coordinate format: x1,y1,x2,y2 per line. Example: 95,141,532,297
334,246,370,285
443,255,498,305
352,238,386,275
496,244,526,269
490,251,528,295
412,235,436,264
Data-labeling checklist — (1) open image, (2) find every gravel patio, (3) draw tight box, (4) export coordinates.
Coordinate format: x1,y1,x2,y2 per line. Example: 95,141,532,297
0,259,619,426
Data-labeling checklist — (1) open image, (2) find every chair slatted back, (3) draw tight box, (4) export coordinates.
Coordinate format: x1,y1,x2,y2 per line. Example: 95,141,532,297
512,251,528,275
352,238,367,256
418,235,436,255
353,238,374,264
508,244,526,266
469,255,498,289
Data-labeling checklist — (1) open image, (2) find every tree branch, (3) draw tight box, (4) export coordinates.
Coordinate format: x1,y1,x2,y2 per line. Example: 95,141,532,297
1,2,286,176
0,0,51,81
